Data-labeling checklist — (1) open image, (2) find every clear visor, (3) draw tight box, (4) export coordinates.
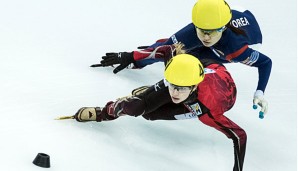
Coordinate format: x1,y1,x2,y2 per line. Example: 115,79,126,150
165,80,193,93
196,26,226,37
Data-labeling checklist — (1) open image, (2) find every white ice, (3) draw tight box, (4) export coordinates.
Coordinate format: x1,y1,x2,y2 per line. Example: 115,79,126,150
0,0,296,170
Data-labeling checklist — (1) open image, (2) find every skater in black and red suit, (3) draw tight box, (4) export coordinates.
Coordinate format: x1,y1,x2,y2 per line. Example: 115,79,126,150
60,45,247,171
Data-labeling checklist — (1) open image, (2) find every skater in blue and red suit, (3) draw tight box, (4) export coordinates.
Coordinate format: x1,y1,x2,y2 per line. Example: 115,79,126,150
68,45,246,171
93,0,271,118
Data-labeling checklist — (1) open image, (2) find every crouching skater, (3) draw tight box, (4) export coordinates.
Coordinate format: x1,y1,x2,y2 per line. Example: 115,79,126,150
59,52,246,171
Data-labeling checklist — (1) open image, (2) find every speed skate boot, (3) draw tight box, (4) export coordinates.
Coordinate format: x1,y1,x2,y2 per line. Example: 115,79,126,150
74,102,118,122
131,86,150,96
74,107,102,122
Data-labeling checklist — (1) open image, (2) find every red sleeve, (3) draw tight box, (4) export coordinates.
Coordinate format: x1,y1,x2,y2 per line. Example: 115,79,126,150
133,45,175,61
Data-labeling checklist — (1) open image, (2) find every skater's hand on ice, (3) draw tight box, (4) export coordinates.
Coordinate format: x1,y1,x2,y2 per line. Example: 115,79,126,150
252,90,268,119
90,52,134,74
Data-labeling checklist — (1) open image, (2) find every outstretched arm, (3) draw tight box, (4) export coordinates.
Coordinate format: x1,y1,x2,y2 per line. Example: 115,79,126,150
228,47,272,117
92,23,201,73
91,44,177,73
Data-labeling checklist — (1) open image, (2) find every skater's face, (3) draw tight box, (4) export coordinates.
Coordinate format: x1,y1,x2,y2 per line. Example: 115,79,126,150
195,26,225,47
167,83,194,104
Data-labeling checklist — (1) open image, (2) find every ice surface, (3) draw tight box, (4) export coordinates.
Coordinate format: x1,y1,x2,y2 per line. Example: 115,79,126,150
0,0,296,170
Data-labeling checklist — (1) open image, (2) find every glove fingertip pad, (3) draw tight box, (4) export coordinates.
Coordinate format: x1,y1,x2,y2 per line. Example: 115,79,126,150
253,105,258,109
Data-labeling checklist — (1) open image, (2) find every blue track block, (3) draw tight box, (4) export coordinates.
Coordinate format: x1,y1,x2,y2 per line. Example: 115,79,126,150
259,112,264,119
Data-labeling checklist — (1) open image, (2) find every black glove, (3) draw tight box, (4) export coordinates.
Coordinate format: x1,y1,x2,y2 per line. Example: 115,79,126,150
90,52,135,74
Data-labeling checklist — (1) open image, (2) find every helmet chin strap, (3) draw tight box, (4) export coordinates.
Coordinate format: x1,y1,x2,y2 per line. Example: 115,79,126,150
190,85,198,94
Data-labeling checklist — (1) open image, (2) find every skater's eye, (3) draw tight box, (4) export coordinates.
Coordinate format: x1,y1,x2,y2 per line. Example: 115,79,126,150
196,26,225,36
167,82,192,93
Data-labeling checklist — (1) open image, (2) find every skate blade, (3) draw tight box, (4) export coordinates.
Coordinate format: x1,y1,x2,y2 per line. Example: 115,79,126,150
55,115,75,120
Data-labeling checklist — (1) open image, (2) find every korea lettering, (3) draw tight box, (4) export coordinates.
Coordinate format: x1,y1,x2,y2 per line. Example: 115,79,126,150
231,17,250,28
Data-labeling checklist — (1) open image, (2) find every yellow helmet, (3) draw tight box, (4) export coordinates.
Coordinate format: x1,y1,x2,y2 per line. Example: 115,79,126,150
164,54,205,86
192,0,232,29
